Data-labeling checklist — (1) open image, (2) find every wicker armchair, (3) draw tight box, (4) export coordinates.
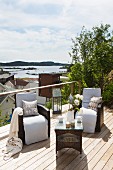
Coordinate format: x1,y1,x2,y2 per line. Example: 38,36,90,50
82,88,104,132
15,92,50,145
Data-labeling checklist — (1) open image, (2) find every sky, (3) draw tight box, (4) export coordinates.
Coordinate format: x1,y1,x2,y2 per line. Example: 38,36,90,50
0,0,113,64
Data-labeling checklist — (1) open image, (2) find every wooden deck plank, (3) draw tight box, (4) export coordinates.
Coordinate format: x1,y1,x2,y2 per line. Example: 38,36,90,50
84,131,113,170
0,108,113,170
102,154,113,170
45,116,112,169
93,144,113,170
64,113,113,170
0,124,10,140
0,123,56,169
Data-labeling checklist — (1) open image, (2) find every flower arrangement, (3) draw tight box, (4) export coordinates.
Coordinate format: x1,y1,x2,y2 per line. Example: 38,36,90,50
68,94,83,111
74,94,83,110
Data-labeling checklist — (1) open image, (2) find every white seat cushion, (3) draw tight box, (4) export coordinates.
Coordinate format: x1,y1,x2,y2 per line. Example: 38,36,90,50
76,107,97,133
23,115,48,145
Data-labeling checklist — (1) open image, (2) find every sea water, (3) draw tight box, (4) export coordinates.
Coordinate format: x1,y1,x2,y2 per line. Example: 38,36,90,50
3,66,67,78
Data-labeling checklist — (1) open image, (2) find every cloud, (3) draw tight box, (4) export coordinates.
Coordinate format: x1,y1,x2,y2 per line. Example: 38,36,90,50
0,28,72,63
0,0,113,63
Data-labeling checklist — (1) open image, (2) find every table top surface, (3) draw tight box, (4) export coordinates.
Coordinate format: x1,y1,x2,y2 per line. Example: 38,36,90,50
55,119,83,131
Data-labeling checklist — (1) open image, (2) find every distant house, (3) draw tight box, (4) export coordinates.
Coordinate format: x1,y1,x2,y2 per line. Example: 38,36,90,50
0,82,15,93
27,79,39,95
5,78,40,95
0,69,14,84
0,95,15,117
18,78,46,104
5,79,29,89
39,73,62,98
0,83,7,93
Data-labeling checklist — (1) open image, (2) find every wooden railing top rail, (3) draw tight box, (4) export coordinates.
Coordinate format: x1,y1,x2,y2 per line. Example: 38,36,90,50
0,81,77,97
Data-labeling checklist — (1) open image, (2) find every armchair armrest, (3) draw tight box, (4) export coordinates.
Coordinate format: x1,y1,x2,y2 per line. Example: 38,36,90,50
37,104,50,120
95,102,104,132
12,108,25,143
97,102,103,114
18,114,25,144
97,104,102,108
97,100,103,108
37,104,50,137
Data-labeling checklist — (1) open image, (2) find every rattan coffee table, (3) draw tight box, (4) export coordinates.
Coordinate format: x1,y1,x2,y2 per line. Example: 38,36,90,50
55,120,83,154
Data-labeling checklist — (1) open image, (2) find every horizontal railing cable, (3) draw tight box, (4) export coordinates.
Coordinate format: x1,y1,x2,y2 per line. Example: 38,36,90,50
0,81,77,97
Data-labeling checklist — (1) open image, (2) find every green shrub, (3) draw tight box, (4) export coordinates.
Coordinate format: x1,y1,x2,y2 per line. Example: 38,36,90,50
45,99,52,110
102,81,113,105
61,84,70,105
0,111,10,127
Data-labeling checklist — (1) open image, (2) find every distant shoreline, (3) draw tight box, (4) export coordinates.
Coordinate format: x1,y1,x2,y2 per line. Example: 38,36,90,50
0,61,70,67
4,67,37,70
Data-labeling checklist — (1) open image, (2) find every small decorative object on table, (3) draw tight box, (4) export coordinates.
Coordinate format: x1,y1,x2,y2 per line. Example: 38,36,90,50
76,116,82,123
71,120,75,128
66,122,71,128
58,115,64,123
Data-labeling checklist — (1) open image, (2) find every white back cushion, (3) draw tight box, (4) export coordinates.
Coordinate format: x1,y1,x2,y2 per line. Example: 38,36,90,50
37,96,46,105
82,88,101,108
16,92,37,107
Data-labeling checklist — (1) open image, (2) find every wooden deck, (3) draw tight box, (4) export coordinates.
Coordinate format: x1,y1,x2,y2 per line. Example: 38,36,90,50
0,108,113,170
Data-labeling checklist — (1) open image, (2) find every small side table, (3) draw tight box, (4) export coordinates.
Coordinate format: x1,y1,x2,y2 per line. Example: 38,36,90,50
55,120,83,154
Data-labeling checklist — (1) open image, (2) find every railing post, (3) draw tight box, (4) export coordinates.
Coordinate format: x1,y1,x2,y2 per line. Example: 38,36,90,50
14,94,16,108
70,82,75,95
78,81,81,94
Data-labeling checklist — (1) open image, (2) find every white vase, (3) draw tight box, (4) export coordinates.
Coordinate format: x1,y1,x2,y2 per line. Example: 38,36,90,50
66,110,74,122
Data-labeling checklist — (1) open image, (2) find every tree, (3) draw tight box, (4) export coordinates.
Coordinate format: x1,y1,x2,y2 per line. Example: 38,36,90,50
69,24,113,90
68,63,82,82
